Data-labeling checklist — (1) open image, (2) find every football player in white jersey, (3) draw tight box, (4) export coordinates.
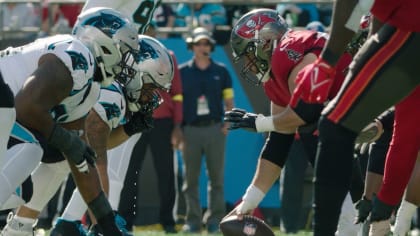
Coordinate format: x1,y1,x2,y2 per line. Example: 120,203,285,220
81,0,160,34
0,75,15,184
0,36,174,236
0,7,140,236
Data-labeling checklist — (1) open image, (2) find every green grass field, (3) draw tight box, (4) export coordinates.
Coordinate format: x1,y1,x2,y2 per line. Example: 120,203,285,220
129,231,312,236
131,231,312,236
38,226,313,236
128,224,312,236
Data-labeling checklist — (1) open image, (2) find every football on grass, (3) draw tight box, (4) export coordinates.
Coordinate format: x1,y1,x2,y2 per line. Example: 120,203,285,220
219,215,275,236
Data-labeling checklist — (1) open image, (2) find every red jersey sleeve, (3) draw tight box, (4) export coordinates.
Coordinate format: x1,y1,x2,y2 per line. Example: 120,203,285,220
264,30,327,107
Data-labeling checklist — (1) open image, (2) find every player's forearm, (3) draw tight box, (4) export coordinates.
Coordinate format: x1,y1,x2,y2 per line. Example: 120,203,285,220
321,0,359,65
107,126,130,149
271,107,305,134
251,158,282,194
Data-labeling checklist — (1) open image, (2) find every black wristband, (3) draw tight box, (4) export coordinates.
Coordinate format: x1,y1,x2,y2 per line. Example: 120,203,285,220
88,191,113,220
47,124,74,152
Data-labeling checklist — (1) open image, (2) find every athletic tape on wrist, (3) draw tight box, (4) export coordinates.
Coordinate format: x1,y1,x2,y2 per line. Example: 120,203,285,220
255,115,275,132
242,185,265,209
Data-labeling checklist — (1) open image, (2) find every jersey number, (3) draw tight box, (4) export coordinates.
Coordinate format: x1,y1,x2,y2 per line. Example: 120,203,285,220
132,0,158,34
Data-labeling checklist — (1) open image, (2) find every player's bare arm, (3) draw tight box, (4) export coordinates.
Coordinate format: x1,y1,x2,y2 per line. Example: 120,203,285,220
14,53,72,137
107,126,130,149
86,109,111,191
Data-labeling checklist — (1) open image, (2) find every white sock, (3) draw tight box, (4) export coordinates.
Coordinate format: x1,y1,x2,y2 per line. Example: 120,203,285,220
0,212,36,234
393,200,417,236
13,214,37,226
369,219,391,236
336,192,360,236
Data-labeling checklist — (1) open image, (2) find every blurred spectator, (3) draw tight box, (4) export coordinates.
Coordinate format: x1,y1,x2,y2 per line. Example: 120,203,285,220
174,3,226,33
276,3,320,27
226,4,275,27
39,1,83,37
152,3,176,38
305,21,326,32
179,27,234,233
118,24,183,233
1,3,40,40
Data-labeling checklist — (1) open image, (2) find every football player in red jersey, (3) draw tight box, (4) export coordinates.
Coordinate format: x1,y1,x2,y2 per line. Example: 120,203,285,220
223,8,362,233
287,0,420,234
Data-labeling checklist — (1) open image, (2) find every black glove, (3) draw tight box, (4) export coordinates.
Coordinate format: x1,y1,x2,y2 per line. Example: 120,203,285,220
48,124,96,173
354,196,372,224
224,108,257,132
370,195,395,222
123,111,154,136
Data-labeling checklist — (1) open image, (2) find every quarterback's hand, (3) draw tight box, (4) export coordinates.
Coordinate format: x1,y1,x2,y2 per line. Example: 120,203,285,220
355,196,372,224
123,111,154,136
48,125,96,174
224,108,257,132
290,58,336,106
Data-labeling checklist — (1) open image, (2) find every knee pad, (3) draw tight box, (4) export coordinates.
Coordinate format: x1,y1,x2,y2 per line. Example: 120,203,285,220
25,161,70,211
0,176,33,210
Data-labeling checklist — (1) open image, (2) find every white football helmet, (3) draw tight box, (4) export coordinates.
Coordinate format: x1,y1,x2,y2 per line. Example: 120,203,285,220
124,35,174,112
231,8,289,85
72,7,139,86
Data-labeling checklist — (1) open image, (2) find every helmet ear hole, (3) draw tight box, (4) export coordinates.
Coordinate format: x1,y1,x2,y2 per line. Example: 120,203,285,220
101,46,111,54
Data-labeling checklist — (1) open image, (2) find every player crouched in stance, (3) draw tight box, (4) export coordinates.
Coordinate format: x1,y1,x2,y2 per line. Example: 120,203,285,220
222,8,372,235
1,35,175,236
0,7,140,236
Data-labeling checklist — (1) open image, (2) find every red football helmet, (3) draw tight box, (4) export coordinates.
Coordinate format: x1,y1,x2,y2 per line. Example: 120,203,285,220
231,8,289,85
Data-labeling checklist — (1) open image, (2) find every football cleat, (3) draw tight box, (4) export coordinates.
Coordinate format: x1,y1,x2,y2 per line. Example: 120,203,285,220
50,218,87,236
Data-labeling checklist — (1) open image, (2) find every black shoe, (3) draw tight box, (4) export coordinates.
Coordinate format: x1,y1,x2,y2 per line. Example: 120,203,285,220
50,218,87,236
87,224,102,236
163,225,177,234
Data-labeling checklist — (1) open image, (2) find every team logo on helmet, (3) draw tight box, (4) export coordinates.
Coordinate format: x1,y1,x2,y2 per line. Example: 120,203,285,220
81,12,127,37
137,40,159,62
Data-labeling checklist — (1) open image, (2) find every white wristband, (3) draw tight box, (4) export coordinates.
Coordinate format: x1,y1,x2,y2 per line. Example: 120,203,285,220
242,185,266,209
255,115,275,132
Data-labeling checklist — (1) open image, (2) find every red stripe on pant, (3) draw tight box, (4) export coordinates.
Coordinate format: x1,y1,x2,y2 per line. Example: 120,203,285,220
328,29,411,123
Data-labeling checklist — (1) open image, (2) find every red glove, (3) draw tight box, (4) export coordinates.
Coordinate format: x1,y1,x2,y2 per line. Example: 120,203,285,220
290,58,336,106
